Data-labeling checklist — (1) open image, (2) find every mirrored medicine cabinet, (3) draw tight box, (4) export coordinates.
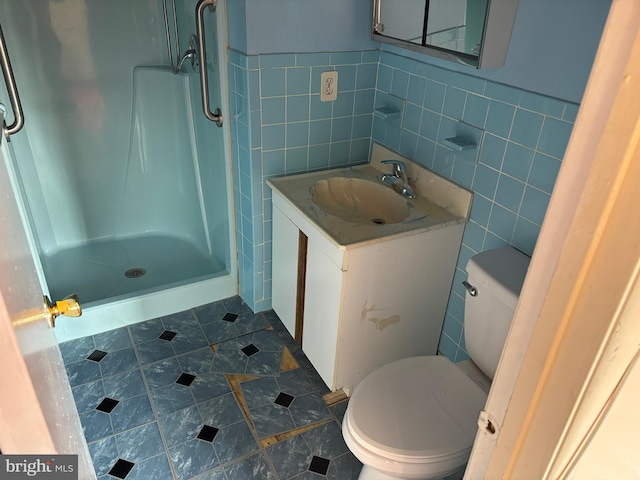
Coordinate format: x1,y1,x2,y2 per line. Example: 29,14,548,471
372,0,519,68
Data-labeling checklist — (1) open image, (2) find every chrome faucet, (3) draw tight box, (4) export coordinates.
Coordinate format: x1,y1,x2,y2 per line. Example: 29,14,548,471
177,35,200,72
379,160,416,199
177,49,198,71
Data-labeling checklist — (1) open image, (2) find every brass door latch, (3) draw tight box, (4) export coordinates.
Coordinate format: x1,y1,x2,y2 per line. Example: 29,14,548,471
44,294,82,328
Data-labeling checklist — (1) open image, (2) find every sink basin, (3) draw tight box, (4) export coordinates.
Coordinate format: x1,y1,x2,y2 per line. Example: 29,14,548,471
310,177,409,225
267,143,473,248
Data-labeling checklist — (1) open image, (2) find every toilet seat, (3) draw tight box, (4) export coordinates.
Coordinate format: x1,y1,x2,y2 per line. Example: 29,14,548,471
343,355,487,475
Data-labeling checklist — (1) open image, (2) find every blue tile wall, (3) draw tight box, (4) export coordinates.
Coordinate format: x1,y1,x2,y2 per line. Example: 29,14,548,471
229,48,577,365
373,51,576,363
229,49,379,312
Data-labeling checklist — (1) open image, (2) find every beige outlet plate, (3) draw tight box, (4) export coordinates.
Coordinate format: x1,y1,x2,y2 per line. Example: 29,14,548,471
320,71,338,102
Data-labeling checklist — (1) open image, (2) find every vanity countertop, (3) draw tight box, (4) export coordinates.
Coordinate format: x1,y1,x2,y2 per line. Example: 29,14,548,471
267,144,473,250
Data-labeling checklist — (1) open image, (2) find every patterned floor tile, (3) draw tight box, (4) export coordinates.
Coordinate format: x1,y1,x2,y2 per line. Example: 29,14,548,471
60,335,97,364
250,402,298,439
177,347,215,374
194,298,267,345
110,393,155,433
212,420,259,464
234,311,270,335
223,452,277,479
160,310,200,332
135,338,176,364
266,433,315,479
99,347,138,376
324,453,363,480
192,302,227,326
198,392,245,427
212,330,284,376
130,312,211,365
129,318,166,344
142,357,184,389
330,400,348,425
93,327,133,352
61,296,363,479
79,409,113,443
102,369,147,400
240,368,332,438
267,421,361,480
277,368,320,397
72,379,105,414
190,372,231,403
87,436,118,477
221,296,253,315
114,422,165,463
301,422,350,460
241,376,280,410
150,383,196,416
288,393,332,428
125,453,174,480
169,438,219,480
159,405,203,448
65,358,102,387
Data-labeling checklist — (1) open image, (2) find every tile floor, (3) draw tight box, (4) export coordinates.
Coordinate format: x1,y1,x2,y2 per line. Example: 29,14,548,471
60,296,362,480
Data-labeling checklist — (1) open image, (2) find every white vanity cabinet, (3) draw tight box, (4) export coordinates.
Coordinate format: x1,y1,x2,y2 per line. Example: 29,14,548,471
269,144,472,393
272,196,465,393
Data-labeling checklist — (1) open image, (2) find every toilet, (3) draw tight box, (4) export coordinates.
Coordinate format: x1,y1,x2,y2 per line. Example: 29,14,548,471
342,246,530,480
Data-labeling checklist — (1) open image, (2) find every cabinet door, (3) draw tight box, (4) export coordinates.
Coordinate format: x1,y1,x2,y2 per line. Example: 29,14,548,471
271,205,300,337
302,238,344,390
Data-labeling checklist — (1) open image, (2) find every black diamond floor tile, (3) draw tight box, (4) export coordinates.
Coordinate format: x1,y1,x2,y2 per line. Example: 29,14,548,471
241,343,260,357
87,350,108,362
274,392,294,408
108,458,135,479
159,330,177,341
96,397,119,414
309,455,331,475
197,425,219,442
176,373,196,386
222,312,239,323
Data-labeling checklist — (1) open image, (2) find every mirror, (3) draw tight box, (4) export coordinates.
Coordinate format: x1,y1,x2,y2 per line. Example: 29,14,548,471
372,0,518,69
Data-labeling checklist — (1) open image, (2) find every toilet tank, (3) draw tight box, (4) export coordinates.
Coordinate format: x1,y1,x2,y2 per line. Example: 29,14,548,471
464,247,530,379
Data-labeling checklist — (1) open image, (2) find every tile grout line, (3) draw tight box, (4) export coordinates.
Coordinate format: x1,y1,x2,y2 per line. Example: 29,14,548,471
126,321,181,480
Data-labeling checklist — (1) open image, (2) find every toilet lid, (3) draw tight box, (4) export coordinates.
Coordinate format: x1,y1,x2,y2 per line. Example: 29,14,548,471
347,356,488,462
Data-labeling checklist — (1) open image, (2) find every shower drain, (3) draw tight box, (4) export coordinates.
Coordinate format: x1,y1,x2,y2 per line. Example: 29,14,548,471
125,267,147,279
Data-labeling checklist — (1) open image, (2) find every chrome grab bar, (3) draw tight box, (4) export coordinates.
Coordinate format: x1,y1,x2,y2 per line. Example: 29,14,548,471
0,22,24,139
195,0,223,127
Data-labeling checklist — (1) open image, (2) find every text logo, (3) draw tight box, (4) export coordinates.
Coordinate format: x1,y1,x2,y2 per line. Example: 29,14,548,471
1,455,77,479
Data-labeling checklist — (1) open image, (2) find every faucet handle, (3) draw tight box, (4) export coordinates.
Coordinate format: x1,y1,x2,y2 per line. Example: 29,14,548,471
381,159,406,173
381,159,407,180
380,160,407,177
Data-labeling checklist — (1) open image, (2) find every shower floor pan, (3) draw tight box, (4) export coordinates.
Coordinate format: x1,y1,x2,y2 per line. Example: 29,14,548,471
42,235,225,306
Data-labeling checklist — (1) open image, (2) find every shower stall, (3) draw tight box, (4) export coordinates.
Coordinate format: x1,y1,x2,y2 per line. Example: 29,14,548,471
0,0,236,341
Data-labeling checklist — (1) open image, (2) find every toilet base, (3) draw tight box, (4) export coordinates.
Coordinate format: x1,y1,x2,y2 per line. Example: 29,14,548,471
358,464,422,480
358,464,466,480
358,464,406,480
